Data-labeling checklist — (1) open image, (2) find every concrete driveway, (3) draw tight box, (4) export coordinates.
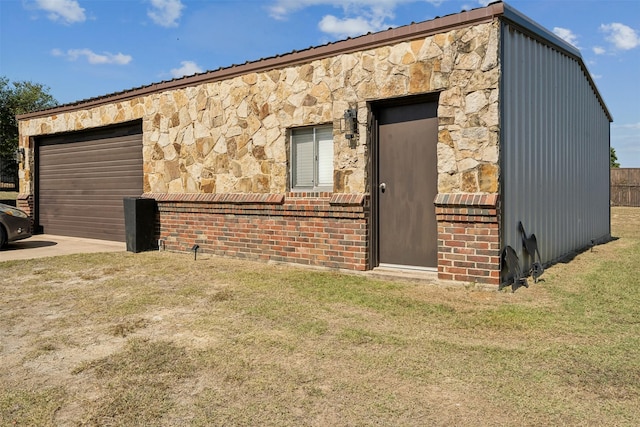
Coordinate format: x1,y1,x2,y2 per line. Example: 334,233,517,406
0,234,125,261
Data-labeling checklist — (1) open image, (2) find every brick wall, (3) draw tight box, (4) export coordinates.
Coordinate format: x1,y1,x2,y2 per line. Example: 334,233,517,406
145,193,369,271
145,192,503,282
434,193,500,285
16,194,34,219
18,188,502,283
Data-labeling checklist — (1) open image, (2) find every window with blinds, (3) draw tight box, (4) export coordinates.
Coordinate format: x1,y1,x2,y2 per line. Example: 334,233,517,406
291,126,334,190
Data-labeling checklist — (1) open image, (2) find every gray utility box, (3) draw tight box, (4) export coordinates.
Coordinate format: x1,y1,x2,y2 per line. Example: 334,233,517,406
123,197,157,253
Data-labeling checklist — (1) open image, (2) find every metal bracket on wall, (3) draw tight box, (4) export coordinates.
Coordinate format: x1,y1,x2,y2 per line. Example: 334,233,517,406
519,222,544,283
499,245,529,292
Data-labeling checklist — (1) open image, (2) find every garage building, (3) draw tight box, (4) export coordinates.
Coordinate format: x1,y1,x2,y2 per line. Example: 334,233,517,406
17,2,612,286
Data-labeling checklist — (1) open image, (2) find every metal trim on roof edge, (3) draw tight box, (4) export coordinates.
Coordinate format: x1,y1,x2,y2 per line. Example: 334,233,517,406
499,3,612,121
17,1,610,122
17,2,505,120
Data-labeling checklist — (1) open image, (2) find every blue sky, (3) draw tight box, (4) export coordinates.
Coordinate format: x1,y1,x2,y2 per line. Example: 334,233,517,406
1,0,638,166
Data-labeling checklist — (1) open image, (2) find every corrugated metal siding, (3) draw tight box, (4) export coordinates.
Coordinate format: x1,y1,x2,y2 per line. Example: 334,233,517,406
501,23,611,270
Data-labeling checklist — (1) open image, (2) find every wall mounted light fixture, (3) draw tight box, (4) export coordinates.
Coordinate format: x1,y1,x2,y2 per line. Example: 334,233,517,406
15,147,25,164
342,108,358,148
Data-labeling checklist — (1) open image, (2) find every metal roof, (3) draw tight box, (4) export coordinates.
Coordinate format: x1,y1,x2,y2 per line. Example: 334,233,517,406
18,1,612,121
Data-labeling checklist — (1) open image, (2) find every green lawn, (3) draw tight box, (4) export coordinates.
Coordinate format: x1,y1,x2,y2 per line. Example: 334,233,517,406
1,207,638,426
0,191,18,200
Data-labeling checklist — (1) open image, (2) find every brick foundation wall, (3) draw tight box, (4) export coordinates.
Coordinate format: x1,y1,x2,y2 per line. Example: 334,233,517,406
145,193,369,271
16,194,33,216
434,193,500,285
16,194,34,223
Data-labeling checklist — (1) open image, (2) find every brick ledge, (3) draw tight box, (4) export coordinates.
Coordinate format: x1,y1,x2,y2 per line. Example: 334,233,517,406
143,192,366,207
433,193,498,208
143,193,284,204
329,193,365,206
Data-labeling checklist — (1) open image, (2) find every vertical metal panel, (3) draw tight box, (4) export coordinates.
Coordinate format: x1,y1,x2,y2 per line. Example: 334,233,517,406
501,24,611,270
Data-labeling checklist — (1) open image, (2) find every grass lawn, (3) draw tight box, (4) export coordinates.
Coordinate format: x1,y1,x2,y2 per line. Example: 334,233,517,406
1,207,639,426
0,191,18,200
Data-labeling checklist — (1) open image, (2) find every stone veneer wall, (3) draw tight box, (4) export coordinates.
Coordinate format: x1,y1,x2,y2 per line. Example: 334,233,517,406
19,20,500,196
18,20,501,282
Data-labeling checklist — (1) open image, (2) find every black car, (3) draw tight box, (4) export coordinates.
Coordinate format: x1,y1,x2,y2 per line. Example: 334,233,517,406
0,203,32,248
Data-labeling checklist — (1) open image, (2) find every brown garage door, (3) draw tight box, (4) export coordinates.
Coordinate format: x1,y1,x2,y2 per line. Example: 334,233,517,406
37,122,143,242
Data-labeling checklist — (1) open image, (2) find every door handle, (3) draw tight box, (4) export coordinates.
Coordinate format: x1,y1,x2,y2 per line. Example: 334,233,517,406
379,182,386,193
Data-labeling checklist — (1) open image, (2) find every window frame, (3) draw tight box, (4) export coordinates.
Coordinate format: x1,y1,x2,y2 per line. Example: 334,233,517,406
290,124,334,192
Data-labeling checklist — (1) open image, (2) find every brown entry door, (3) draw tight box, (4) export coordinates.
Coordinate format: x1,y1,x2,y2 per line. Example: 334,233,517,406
378,102,438,269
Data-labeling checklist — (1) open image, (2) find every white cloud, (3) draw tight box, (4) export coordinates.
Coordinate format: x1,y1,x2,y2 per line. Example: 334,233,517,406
148,0,184,28
35,0,85,24
600,23,640,50
269,0,421,39
615,122,640,130
269,0,342,19
593,46,606,55
170,61,203,78
318,15,385,38
52,48,132,65
268,0,442,21
476,0,492,6
553,27,579,48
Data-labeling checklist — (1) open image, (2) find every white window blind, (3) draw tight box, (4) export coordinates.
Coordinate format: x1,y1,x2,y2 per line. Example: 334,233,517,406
316,127,334,188
292,129,314,188
291,126,334,190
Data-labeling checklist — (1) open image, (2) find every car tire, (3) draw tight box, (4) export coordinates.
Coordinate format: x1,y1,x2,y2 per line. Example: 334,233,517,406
0,225,7,249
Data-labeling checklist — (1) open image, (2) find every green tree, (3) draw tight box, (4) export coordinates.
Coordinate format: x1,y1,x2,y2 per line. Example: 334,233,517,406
0,76,58,157
610,147,620,168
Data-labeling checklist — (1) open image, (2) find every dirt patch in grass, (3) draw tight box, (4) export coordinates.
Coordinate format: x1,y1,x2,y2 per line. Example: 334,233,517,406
1,207,639,426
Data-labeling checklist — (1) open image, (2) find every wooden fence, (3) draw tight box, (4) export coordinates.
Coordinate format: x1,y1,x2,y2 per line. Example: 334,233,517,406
611,168,640,207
